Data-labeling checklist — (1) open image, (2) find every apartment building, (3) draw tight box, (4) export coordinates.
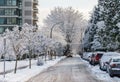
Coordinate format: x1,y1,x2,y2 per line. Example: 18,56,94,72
0,0,38,33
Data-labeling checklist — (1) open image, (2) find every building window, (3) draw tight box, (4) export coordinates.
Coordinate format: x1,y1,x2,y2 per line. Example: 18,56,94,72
7,0,12,6
11,18,16,24
6,0,17,6
0,9,5,15
0,18,17,24
0,0,17,6
7,18,16,24
5,9,17,15
25,11,32,16
25,2,31,7
0,18,6,24
12,0,17,6
25,19,32,24
5,9,10,15
0,27,5,34
0,0,5,6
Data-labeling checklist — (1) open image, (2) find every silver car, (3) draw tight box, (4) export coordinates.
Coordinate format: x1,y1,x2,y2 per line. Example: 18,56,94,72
106,57,120,77
99,52,120,71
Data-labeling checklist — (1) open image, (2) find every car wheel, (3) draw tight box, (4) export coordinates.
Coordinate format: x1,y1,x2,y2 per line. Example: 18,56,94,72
89,61,92,65
99,66,102,70
91,61,94,65
92,61,95,66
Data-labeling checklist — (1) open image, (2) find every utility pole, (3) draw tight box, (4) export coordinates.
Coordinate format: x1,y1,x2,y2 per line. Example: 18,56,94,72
3,38,6,78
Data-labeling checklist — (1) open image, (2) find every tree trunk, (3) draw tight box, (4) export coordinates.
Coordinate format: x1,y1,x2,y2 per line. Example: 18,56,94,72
64,44,71,56
54,51,56,59
45,51,47,61
29,50,32,69
14,56,18,74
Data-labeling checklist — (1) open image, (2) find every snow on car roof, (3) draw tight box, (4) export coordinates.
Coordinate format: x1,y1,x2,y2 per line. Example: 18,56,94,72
112,56,120,59
104,52,120,55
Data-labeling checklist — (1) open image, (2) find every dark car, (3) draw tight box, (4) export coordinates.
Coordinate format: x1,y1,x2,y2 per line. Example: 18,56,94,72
89,52,104,65
106,57,120,77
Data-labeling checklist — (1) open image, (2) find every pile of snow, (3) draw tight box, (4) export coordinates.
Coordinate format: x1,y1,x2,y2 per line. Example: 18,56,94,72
0,56,65,82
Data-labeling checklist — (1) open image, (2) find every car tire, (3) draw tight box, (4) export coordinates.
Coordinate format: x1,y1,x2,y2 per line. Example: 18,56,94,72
108,69,114,77
91,61,94,65
100,66,102,70
89,61,92,65
92,61,95,66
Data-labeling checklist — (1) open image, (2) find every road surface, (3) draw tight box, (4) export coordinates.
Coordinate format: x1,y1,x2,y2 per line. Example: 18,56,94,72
27,57,104,82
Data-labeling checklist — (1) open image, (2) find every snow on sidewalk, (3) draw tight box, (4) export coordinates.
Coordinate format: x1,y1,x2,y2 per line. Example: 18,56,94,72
0,56,65,82
0,59,36,74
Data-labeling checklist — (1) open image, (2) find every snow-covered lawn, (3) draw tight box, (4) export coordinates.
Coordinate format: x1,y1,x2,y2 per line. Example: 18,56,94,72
0,59,36,73
0,56,65,82
81,58,120,82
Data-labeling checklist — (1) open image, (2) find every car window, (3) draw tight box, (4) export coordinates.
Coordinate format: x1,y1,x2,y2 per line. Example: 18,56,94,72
97,53,103,57
113,59,120,62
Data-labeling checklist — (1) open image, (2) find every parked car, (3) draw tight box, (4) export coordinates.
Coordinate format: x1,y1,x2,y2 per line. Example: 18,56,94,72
83,52,93,61
99,52,120,71
87,53,94,62
89,52,104,65
106,56,120,77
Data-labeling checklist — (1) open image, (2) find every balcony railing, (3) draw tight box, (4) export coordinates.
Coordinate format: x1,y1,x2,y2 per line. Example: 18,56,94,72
33,8,38,13
33,0,38,4
33,16,38,20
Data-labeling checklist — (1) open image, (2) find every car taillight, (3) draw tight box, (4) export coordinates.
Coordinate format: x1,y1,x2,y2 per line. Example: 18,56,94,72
111,64,116,68
95,55,99,60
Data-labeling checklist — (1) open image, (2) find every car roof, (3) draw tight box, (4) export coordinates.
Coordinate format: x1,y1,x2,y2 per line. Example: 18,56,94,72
94,51,105,53
104,52,120,55
112,56,120,59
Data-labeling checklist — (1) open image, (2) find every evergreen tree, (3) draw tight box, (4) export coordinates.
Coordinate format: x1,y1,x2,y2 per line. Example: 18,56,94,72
84,0,120,51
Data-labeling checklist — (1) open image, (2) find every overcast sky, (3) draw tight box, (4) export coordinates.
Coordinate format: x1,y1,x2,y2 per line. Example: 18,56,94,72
38,0,98,25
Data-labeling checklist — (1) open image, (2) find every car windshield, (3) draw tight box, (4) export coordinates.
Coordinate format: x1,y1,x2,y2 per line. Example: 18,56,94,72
113,59,120,62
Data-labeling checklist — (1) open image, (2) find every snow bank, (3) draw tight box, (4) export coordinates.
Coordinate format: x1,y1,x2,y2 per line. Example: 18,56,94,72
0,56,65,82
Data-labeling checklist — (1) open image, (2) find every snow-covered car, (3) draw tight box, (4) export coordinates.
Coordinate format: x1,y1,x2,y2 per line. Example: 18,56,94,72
82,52,93,61
106,56,120,77
99,52,120,71
89,52,104,65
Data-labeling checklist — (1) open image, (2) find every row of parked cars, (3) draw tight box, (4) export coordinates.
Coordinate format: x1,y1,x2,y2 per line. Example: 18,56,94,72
82,52,120,77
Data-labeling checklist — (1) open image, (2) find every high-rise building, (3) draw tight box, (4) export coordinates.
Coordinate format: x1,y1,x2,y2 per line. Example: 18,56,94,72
0,0,38,33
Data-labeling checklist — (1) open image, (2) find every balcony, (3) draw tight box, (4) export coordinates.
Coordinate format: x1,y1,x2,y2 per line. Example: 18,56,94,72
33,0,38,5
33,16,38,21
33,8,38,13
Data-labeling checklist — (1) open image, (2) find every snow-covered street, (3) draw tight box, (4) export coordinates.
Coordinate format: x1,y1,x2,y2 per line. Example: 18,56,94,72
27,56,105,82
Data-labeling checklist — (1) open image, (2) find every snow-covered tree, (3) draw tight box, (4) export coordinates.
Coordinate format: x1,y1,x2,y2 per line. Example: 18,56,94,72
44,7,85,56
4,26,25,73
84,0,120,51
